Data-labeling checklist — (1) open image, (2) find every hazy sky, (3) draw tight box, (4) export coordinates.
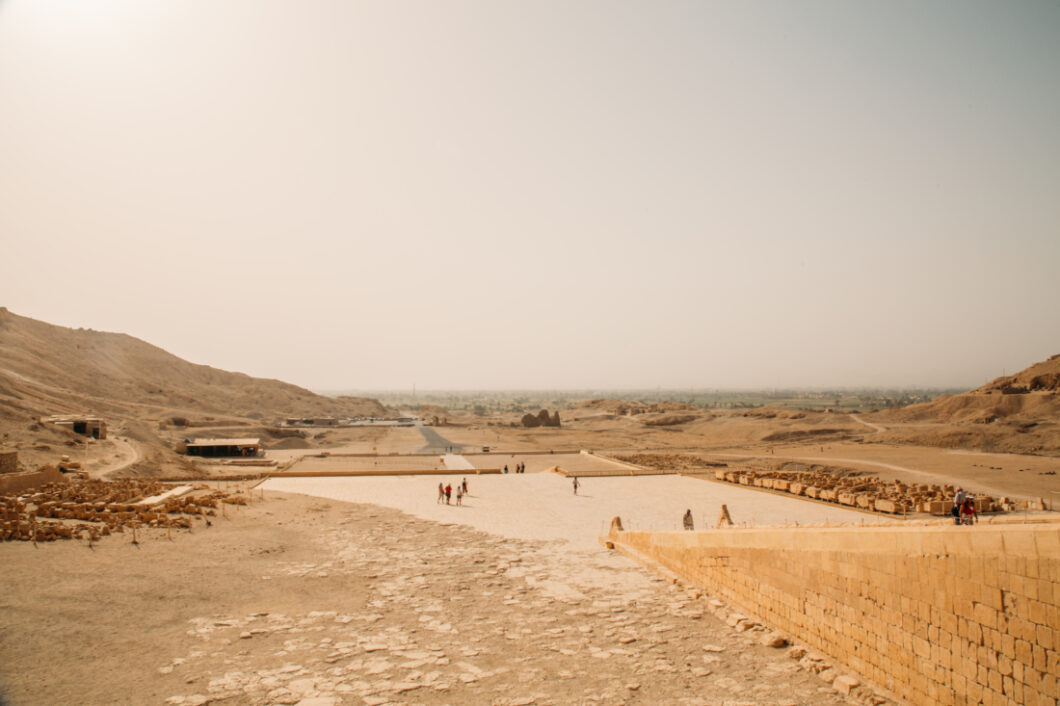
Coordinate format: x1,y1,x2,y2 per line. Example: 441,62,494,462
1,1,1058,392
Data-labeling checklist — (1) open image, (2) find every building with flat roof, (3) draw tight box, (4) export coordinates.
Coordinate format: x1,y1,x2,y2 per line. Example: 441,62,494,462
179,438,261,458
40,415,107,440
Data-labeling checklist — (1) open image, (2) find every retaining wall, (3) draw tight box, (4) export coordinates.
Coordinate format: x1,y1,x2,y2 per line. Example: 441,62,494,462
0,466,65,496
270,468,501,478
606,522,1060,705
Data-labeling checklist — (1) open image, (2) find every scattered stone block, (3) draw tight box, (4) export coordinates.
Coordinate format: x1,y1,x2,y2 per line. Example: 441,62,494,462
833,675,860,695
761,633,788,648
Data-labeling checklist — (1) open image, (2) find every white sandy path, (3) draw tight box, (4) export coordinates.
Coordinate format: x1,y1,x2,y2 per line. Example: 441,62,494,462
264,473,889,551
850,413,886,433
442,453,475,470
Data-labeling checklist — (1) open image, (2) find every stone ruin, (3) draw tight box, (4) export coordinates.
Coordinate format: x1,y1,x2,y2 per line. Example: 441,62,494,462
1,478,247,543
614,453,727,472
713,465,1004,516
0,448,17,475
520,409,561,428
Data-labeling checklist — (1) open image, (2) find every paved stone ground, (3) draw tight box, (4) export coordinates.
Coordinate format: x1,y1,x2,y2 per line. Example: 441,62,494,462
157,493,880,706
263,474,889,550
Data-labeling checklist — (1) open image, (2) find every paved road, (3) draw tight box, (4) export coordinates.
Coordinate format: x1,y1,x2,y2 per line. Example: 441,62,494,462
415,423,465,453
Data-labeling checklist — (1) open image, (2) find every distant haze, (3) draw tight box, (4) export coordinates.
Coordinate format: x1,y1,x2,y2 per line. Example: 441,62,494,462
1,1,1057,391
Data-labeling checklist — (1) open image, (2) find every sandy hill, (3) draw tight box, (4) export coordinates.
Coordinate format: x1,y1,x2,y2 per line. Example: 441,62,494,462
876,354,1060,425
868,354,1060,455
0,307,388,424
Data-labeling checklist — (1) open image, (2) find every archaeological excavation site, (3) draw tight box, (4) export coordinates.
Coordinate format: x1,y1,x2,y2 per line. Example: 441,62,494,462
1,312,1059,706
5,1,1060,703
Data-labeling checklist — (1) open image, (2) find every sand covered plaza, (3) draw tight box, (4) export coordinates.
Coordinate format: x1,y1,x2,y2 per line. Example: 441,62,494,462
264,471,887,549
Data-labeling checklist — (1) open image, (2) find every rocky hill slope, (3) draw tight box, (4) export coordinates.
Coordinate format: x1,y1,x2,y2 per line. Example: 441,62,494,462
869,354,1060,454
0,308,390,475
0,307,386,424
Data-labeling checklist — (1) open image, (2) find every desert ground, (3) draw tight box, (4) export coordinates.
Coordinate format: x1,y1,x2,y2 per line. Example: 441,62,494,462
3,477,877,706
5,418,1056,706
3,423,1060,706
4,312,1060,705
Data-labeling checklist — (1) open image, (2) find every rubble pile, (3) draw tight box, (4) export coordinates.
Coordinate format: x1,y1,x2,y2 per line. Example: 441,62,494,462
614,454,728,471
713,468,1002,516
1,479,248,543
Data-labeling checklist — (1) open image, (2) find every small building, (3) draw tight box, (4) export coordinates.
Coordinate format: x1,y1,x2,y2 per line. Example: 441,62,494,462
41,415,108,440
180,438,261,458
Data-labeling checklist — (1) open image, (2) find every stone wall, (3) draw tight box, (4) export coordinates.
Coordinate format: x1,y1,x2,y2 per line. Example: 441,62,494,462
0,448,17,475
0,466,65,496
606,522,1060,705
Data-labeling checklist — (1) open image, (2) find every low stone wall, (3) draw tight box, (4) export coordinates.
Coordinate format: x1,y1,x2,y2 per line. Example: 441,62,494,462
270,468,502,478
0,466,65,496
605,521,1060,706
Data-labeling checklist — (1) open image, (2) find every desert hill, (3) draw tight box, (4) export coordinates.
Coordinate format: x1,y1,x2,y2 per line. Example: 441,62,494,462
0,308,391,474
874,354,1060,425
0,307,387,423
868,353,1060,454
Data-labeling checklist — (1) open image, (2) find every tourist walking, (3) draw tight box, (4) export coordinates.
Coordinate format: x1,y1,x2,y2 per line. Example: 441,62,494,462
683,509,694,530
462,477,469,495
456,485,463,505
437,482,445,504
504,465,509,474
961,496,978,525
953,487,966,525
572,477,580,495
445,484,452,504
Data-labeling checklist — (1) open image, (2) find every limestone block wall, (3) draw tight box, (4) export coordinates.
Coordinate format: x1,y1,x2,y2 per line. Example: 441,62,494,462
0,466,64,496
607,523,1060,706
0,449,18,474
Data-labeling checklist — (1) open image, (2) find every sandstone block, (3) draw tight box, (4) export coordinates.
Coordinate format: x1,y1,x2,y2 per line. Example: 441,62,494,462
761,632,788,648
833,675,860,695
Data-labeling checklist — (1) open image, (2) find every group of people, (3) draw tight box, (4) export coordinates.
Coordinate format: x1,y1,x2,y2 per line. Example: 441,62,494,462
437,477,470,506
953,487,978,525
503,462,527,474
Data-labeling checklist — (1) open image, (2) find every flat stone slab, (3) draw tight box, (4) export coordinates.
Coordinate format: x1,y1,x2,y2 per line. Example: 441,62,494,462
136,485,193,506
263,474,892,550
